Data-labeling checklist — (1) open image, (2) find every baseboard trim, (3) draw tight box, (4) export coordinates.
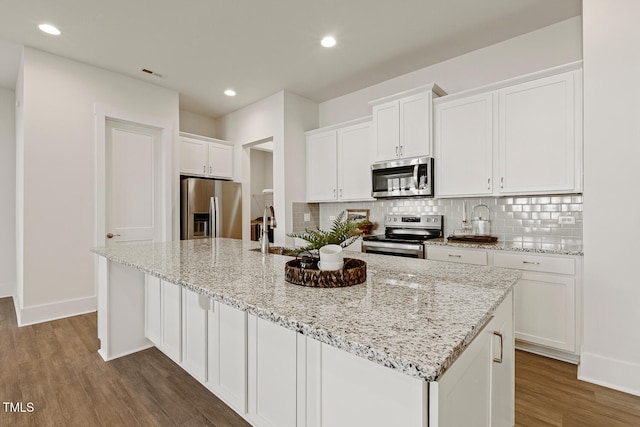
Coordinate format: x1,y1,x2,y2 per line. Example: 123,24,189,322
0,281,15,298
516,340,580,364
579,351,640,397
16,295,97,327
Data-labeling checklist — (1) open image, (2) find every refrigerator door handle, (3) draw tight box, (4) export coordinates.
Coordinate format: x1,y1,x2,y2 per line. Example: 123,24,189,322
210,196,220,238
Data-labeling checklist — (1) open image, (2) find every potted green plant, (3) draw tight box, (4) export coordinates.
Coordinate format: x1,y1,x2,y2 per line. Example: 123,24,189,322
355,219,374,235
287,211,360,254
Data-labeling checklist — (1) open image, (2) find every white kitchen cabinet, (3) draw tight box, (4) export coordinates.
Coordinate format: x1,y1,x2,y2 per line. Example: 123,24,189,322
427,246,582,362
306,129,338,202
426,246,488,266
494,253,577,353
208,142,234,179
161,279,182,363
436,291,513,427
207,301,247,414
306,117,374,202
182,288,208,382
434,92,494,197
498,70,581,195
370,84,444,162
248,314,298,427
145,275,162,347
433,62,582,197
180,132,234,180
307,340,427,427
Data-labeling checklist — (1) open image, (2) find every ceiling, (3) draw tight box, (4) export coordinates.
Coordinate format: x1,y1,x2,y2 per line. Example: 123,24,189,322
0,0,581,118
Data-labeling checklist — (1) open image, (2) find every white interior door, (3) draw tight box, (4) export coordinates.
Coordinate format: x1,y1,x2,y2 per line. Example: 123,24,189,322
105,119,163,245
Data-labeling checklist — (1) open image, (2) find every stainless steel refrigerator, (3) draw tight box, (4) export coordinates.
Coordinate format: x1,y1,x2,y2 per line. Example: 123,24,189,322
180,177,242,240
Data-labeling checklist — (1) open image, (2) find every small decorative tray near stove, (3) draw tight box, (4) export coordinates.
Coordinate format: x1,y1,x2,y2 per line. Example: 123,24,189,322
284,258,366,288
447,235,498,244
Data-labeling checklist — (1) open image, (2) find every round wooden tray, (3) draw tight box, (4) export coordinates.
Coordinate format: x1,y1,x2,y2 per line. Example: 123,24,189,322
285,258,366,288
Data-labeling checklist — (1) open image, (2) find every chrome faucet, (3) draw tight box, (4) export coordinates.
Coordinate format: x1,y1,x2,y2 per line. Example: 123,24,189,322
261,204,277,254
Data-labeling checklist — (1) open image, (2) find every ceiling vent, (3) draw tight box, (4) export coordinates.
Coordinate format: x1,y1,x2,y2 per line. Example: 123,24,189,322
141,68,163,78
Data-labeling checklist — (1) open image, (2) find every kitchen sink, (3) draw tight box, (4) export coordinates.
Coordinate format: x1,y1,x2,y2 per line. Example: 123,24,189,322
248,247,297,256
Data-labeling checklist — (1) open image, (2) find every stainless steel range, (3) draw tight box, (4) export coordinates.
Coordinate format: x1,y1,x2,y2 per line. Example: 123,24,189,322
362,213,443,259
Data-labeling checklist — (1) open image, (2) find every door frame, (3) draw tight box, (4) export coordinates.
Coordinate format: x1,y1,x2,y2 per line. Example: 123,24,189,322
94,103,173,249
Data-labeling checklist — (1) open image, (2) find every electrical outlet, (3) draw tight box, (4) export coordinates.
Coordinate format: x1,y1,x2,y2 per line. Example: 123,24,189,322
304,213,311,222
558,216,575,225
329,215,336,221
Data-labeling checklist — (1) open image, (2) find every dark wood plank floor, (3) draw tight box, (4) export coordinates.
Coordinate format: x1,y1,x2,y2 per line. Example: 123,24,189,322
2,296,640,426
0,297,249,427
515,350,640,426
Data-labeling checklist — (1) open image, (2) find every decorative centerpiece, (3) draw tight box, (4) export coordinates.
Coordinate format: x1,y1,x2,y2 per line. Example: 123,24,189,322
286,211,367,287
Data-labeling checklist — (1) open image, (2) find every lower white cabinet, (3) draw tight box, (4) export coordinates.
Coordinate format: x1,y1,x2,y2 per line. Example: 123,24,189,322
247,315,299,427
207,301,247,414
308,341,427,427
182,288,208,382
426,247,582,362
426,246,488,265
436,291,513,427
145,275,162,346
145,275,513,427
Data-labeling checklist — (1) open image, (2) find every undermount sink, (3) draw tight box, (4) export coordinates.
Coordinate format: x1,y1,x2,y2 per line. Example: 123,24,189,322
249,247,296,256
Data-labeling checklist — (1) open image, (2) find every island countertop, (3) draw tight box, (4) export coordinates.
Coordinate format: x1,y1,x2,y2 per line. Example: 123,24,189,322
91,238,520,382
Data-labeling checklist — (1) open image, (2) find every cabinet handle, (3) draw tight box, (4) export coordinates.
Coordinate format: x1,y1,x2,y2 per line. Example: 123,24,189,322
448,254,462,258
339,188,343,197
209,166,212,174
399,146,403,157
487,178,491,190
493,331,503,363
500,177,504,189
333,188,336,198
522,261,540,265
203,165,206,173
396,146,399,156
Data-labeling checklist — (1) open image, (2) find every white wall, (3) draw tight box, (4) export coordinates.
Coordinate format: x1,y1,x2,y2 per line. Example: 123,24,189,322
580,0,640,396
217,91,318,245
179,110,217,138
319,17,582,126
217,91,284,241
0,87,16,298
16,47,179,325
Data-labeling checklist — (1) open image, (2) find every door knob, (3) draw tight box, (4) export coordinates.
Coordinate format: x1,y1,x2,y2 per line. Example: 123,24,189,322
106,233,121,239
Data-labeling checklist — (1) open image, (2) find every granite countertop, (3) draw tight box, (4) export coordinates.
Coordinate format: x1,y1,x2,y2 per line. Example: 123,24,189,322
91,238,520,382
425,237,583,256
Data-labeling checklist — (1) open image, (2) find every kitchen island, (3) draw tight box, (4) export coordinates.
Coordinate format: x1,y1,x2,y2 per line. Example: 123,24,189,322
92,238,520,427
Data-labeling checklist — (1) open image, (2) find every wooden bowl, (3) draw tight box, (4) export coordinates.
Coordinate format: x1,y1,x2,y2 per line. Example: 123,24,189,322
284,258,366,288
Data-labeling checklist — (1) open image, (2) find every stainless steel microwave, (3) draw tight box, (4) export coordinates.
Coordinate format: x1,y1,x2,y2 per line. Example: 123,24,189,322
371,156,434,198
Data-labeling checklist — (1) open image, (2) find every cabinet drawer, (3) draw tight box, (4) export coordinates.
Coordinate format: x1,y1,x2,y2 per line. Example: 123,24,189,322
426,247,488,266
493,253,575,275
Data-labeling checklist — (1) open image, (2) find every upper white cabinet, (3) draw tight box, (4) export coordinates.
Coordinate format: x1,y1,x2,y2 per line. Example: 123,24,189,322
370,84,445,162
498,71,580,194
434,62,583,197
306,117,374,202
180,132,234,180
434,92,494,197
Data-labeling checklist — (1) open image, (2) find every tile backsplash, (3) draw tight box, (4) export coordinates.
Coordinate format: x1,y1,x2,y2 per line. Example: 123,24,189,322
319,195,583,246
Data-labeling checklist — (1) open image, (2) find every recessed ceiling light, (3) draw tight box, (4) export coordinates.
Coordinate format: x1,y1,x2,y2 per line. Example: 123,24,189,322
38,24,61,36
321,36,336,48
224,89,236,97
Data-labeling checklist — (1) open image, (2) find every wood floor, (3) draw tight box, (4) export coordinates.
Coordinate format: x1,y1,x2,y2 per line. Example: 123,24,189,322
1,296,639,426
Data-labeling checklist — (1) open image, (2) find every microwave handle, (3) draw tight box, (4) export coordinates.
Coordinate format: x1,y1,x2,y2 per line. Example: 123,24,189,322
412,165,419,189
